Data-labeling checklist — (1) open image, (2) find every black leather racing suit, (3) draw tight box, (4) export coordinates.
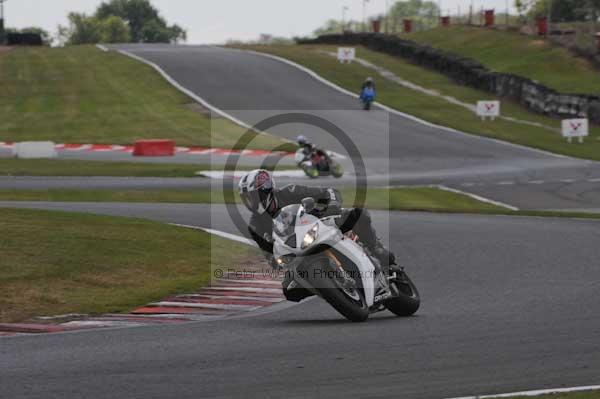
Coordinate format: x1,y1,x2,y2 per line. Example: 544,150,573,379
247,184,381,255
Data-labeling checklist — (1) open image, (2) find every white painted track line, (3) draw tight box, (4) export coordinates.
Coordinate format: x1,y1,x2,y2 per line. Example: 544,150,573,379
196,170,308,179
169,224,257,247
446,384,600,399
436,185,519,211
150,301,261,311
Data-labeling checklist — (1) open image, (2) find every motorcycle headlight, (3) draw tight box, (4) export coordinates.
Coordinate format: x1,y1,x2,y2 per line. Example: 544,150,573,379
301,223,319,249
275,254,296,267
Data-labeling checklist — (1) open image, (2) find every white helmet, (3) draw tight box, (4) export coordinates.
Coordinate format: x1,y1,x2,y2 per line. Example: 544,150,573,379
238,169,277,215
297,135,310,146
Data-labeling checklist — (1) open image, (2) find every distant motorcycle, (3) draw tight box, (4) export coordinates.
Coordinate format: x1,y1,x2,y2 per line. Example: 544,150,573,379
295,147,344,179
360,86,375,110
273,198,420,322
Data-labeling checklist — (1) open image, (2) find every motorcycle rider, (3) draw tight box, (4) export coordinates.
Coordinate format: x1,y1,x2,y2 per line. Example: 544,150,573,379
296,135,314,155
296,135,328,171
360,77,376,92
360,77,376,109
238,169,396,269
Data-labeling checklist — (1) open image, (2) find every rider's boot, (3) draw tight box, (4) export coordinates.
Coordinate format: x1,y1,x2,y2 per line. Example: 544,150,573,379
368,240,398,274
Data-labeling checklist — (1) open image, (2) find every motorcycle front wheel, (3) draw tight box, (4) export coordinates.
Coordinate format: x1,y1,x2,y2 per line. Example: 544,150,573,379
384,270,420,317
306,257,369,322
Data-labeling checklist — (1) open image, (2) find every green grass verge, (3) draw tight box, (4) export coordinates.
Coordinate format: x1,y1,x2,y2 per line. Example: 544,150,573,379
234,44,600,161
0,208,260,323
410,26,600,94
0,46,291,151
0,158,291,177
0,187,510,213
3,187,600,221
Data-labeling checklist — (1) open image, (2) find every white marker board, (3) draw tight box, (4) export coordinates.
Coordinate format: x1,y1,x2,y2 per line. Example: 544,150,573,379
476,101,501,119
337,47,356,63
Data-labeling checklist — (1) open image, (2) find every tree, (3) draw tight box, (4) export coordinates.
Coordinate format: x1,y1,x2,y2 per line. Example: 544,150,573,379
95,0,186,43
526,0,600,21
139,19,171,42
515,0,535,17
61,13,131,45
313,19,368,35
388,0,440,31
101,16,130,43
65,13,102,45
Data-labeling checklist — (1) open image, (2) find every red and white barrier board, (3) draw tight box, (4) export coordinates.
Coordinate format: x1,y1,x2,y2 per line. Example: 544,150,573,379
133,139,176,157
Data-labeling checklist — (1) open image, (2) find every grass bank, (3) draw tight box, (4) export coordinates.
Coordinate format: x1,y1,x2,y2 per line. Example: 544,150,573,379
236,44,600,161
410,26,600,94
0,208,259,323
0,45,289,150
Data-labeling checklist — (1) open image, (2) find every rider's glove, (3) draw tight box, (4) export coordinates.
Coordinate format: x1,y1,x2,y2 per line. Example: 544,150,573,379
324,188,342,215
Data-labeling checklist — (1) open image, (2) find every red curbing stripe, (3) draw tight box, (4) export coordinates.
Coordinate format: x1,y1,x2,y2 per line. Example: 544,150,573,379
212,282,283,290
1,141,294,157
164,296,277,307
178,294,284,303
0,323,71,334
218,275,283,281
199,288,285,298
131,306,231,315
90,315,191,324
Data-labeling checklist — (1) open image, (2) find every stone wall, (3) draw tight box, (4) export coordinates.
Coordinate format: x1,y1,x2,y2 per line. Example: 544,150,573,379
298,33,600,123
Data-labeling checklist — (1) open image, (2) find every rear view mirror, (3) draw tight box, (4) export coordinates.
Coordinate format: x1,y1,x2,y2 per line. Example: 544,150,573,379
301,197,316,213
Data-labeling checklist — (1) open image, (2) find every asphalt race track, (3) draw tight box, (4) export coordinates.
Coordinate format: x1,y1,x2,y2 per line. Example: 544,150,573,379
105,44,600,211
8,44,599,210
2,44,600,399
1,202,600,398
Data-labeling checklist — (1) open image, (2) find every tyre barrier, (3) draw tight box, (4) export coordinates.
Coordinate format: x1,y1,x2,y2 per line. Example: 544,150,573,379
133,139,176,157
298,33,600,123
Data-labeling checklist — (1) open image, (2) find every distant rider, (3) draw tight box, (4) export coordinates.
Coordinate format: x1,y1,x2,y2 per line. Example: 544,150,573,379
296,135,328,171
361,77,376,92
238,169,396,269
360,77,376,99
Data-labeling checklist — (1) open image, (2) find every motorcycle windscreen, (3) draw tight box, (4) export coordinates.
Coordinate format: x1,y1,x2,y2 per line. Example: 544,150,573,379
273,204,301,237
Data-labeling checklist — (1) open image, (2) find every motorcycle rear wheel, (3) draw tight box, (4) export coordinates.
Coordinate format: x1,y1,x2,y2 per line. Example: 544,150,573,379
384,271,420,317
307,257,369,322
302,165,319,179
331,162,344,178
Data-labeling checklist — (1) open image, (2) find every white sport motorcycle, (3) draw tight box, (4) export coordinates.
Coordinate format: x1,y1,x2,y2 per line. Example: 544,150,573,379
272,198,420,322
